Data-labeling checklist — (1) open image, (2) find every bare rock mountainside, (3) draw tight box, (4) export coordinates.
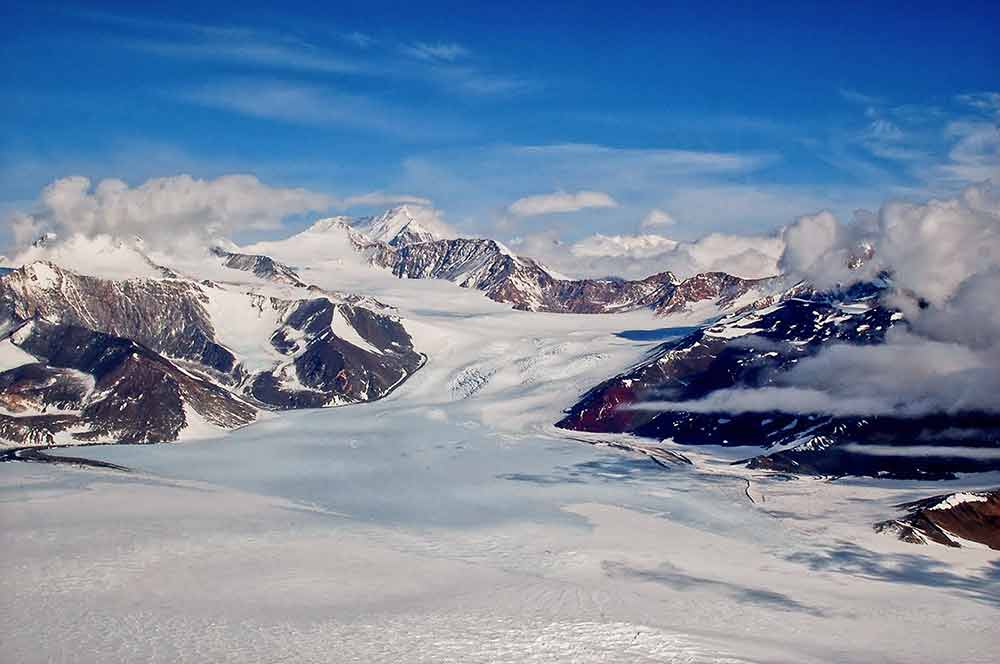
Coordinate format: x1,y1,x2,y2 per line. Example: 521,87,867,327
557,280,1000,480
0,262,423,446
308,205,777,316
876,489,1000,550
211,247,306,287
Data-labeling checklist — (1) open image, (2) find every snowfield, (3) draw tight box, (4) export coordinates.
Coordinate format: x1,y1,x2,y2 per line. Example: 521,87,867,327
1,252,998,664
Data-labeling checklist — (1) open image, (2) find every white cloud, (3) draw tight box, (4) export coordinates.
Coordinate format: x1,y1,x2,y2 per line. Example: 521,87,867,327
778,210,862,287
342,31,375,48
661,185,861,235
667,183,1000,418
10,174,334,252
342,192,432,208
515,230,783,280
641,208,675,228
8,213,42,247
956,91,1000,117
629,325,1000,417
179,80,468,139
779,181,1000,304
393,143,785,240
839,88,885,106
403,42,469,62
834,90,1000,189
570,234,679,259
939,120,1000,183
514,143,770,175
100,13,527,99
508,190,618,217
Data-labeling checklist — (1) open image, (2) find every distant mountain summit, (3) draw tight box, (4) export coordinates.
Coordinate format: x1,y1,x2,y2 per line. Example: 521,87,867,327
351,205,456,246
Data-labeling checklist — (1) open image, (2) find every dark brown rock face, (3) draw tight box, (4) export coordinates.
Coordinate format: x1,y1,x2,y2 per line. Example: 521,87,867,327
212,247,305,287
0,262,237,376
3,320,256,445
248,299,424,409
366,236,772,315
875,489,1000,550
0,262,425,446
556,281,1000,479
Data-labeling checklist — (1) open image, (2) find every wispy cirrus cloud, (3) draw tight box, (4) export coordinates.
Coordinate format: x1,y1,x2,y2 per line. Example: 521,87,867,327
402,41,469,62
812,87,1000,202
513,143,771,174
341,31,375,48
956,91,1000,117
395,142,791,236
78,10,529,99
131,37,368,75
838,88,885,106
341,192,431,208
177,80,472,139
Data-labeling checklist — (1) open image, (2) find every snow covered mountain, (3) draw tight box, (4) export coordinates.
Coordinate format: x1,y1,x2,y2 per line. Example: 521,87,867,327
5,203,993,486
211,247,305,287
285,206,779,316
351,204,456,246
557,279,1000,479
0,261,424,446
0,318,256,445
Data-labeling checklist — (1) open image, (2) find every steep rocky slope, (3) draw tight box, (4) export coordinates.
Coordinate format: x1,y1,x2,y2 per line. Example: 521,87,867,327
876,489,1000,549
211,247,305,287
0,262,424,446
557,281,1000,479
374,235,775,315
1,320,256,445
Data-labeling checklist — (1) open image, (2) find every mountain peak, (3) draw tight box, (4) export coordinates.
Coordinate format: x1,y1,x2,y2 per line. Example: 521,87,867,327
306,216,355,234
353,205,455,246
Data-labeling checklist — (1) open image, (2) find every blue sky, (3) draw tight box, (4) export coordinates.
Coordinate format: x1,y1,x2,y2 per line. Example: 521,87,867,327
2,0,998,248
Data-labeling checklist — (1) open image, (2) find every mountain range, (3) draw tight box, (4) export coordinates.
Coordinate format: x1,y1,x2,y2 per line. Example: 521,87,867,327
2,203,998,542
292,206,779,315
0,205,773,446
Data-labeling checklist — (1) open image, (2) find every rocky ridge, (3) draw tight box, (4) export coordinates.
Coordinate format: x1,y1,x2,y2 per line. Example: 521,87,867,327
556,280,1000,479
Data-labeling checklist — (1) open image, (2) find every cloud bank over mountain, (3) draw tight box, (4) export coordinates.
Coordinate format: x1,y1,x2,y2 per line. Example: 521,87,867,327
3,174,440,255
636,182,1000,417
512,229,785,280
7,174,335,250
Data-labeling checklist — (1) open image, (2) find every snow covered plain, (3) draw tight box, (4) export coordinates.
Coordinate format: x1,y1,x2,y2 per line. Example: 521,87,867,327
2,251,999,663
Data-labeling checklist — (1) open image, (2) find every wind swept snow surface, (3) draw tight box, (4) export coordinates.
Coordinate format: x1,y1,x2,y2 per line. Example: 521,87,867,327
2,265,998,664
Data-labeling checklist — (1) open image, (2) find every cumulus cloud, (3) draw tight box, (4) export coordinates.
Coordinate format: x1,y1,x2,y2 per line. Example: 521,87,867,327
778,210,867,287
641,208,676,228
779,182,1000,304
8,213,42,248
570,234,678,258
640,183,1000,418
514,230,784,280
507,190,618,217
8,174,335,252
